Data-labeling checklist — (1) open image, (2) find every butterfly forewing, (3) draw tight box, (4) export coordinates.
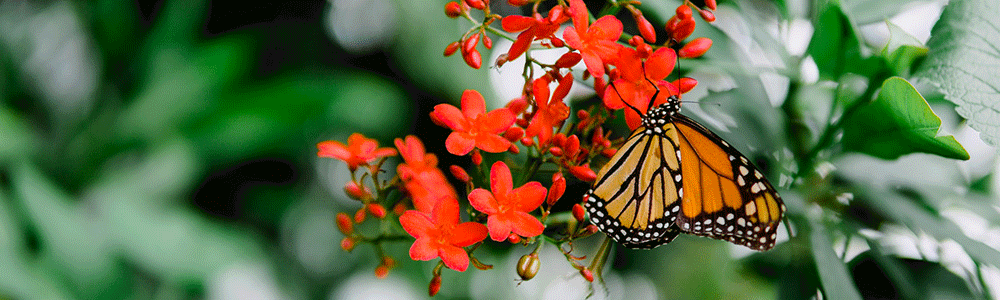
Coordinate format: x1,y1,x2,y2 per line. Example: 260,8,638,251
585,123,685,249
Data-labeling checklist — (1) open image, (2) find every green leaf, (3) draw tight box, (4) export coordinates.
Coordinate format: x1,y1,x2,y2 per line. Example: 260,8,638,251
916,0,1000,146
807,3,882,80
810,221,863,300
842,77,970,160
881,22,928,77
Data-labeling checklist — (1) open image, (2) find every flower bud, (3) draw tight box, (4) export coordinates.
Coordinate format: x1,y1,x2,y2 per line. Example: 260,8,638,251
676,5,693,20
464,0,485,10
585,224,599,235
506,97,528,114
678,37,712,58
520,137,534,146
336,212,354,234
706,0,717,10
549,147,563,157
393,203,407,215
547,172,566,206
341,237,356,251
508,144,521,154
555,52,582,69
444,41,460,57
552,133,566,147
463,47,482,69
345,181,370,200
375,265,389,278
550,37,565,47
354,208,367,223
504,127,525,142
672,18,696,41
569,165,597,182
508,233,521,244
580,267,594,282
428,275,442,296
634,12,656,43
517,254,541,280
601,148,616,158
367,203,387,219
449,165,471,182
564,135,580,159
576,109,589,121
483,35,493,49
471,150,483,165
572,203,585,222
444,2,462,18
508,0,531,6
673,77,698,94
463,33,481,53
699,9,716,22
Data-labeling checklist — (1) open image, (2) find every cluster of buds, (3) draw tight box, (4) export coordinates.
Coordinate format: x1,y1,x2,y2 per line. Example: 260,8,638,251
443,0,502,69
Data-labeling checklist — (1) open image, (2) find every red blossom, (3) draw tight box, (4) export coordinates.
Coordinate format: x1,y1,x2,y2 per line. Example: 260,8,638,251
604,47,680,130
395,136,458,213
400,200,488,271
525,74,572,146
317,133,398,171
502,5,571,60
431,90,515,155
469,161,547,241
562,0,623,79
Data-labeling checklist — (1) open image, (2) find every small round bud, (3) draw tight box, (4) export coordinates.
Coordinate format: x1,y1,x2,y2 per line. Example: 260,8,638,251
444,41,460,57
549,147,563,157
678,37,712,58
676,5,693,20
340,237,356,251
367,203,387,219
444,2,462,18
354,208,366,223
699,9,716,22
449,165,471,182
471,150,483,165
375,265,389,278
517,254,541,280
428,275,442,296
336,212,354,234
507,233,521,244
572,203,586,222
344,181,370,200
569,165,597,182
580,268,594,282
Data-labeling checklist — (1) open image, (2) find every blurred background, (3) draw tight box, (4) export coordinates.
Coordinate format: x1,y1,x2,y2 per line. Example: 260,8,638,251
0,0,997,299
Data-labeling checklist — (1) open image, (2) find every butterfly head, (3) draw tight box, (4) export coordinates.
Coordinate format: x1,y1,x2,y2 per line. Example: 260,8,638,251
641,95,681,129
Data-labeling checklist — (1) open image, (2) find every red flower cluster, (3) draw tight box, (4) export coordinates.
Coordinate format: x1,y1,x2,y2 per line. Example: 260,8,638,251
317,133,397,171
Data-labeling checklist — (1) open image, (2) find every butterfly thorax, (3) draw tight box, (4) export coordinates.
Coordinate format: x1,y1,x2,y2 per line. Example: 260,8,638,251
640,96,680,133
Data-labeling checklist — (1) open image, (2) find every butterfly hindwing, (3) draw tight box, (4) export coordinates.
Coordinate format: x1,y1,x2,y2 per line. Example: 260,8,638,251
673,114,785,250
585,123,685,249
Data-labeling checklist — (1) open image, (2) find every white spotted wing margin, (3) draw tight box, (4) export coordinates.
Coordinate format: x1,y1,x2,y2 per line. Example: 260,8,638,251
584,122,685,249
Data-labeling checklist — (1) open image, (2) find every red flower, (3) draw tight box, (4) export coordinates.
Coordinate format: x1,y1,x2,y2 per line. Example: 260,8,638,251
603,47,680,130
395,136,457,213
400,200,488,272
502,5,571,60
431,90,516,156
525,74,572,146
562,0,623,79
469,161,546,241
317,133,397,171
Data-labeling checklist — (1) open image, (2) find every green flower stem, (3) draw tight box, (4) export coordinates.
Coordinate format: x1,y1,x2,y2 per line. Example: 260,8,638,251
588,236,612,281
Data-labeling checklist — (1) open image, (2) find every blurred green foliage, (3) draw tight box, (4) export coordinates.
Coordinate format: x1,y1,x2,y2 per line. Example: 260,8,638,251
0,0,997,299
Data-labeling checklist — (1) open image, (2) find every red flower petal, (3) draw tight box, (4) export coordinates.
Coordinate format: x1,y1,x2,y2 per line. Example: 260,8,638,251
409,238,439,261
431,104,468,131
372,147,398,159
400,210,434,238
469,188,500,214
507,30,534,60
552,73,573,102
511,181,546,212
480,108,516,133
316,141,350,160
431,198,461,225
510,211,544,238
439,244,470,271
588,16,623,41
562,26,583,49
487,214,514,241
489,161,513,197
450,222,488,247
568,0,588,34
502,15,536,32
475,134,513,153
645,48,676,80
581,52,605,79
446,132,477,155
460,90,486,120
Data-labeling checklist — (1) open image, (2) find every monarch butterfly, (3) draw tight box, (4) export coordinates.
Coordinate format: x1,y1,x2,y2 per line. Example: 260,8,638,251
585,81,785,251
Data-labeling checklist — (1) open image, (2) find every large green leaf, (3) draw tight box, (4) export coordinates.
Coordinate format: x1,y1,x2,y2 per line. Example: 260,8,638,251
807,3,883,80
842,77,969,160
917,0,1000,146
810,221,863,300
881,22,927,77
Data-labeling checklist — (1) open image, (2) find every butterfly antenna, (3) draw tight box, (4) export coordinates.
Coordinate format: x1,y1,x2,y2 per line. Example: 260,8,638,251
640,61,670,113
607,81,644,117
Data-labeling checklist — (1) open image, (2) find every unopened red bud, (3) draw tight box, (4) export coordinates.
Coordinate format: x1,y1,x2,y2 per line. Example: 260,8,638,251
444,41,460,57
601,148,616,157
547,172,566,206
504,127,525,142
572,203,585,221
508,144,520,154
367,203,387,219
508,233,522,244
555,52,582,69
678,37,712,58
594,76,606,97
464,33,480,53
336,212,353,234
569,165,597,182
672,18,696,41
676,5,693,20
705,0,717,10
341,237,356,251
463,48,482,69
517,254,541,280
637,43,652,58
673,77,698,94
549,147,564,156
471,150,483,165
483,35,493,49
375,265,389,278
345,181,369,200
580,268,594,282
550,37,564,47
628,35,643,47
382,256,397,268
564,135,580,158
634,13,656,43
393,203,406,215
354,208,366,223
576,110,589,120
508,0,531,6
464,0,485,10
428,275,442,296
506,98,528,114
520,137,534,146
665,16,680,33
449,165,471,182
584,224,599,235
553,133,566,146
516,117,530,128
548,6,564,23
445,2,462,18
699,9,716,22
